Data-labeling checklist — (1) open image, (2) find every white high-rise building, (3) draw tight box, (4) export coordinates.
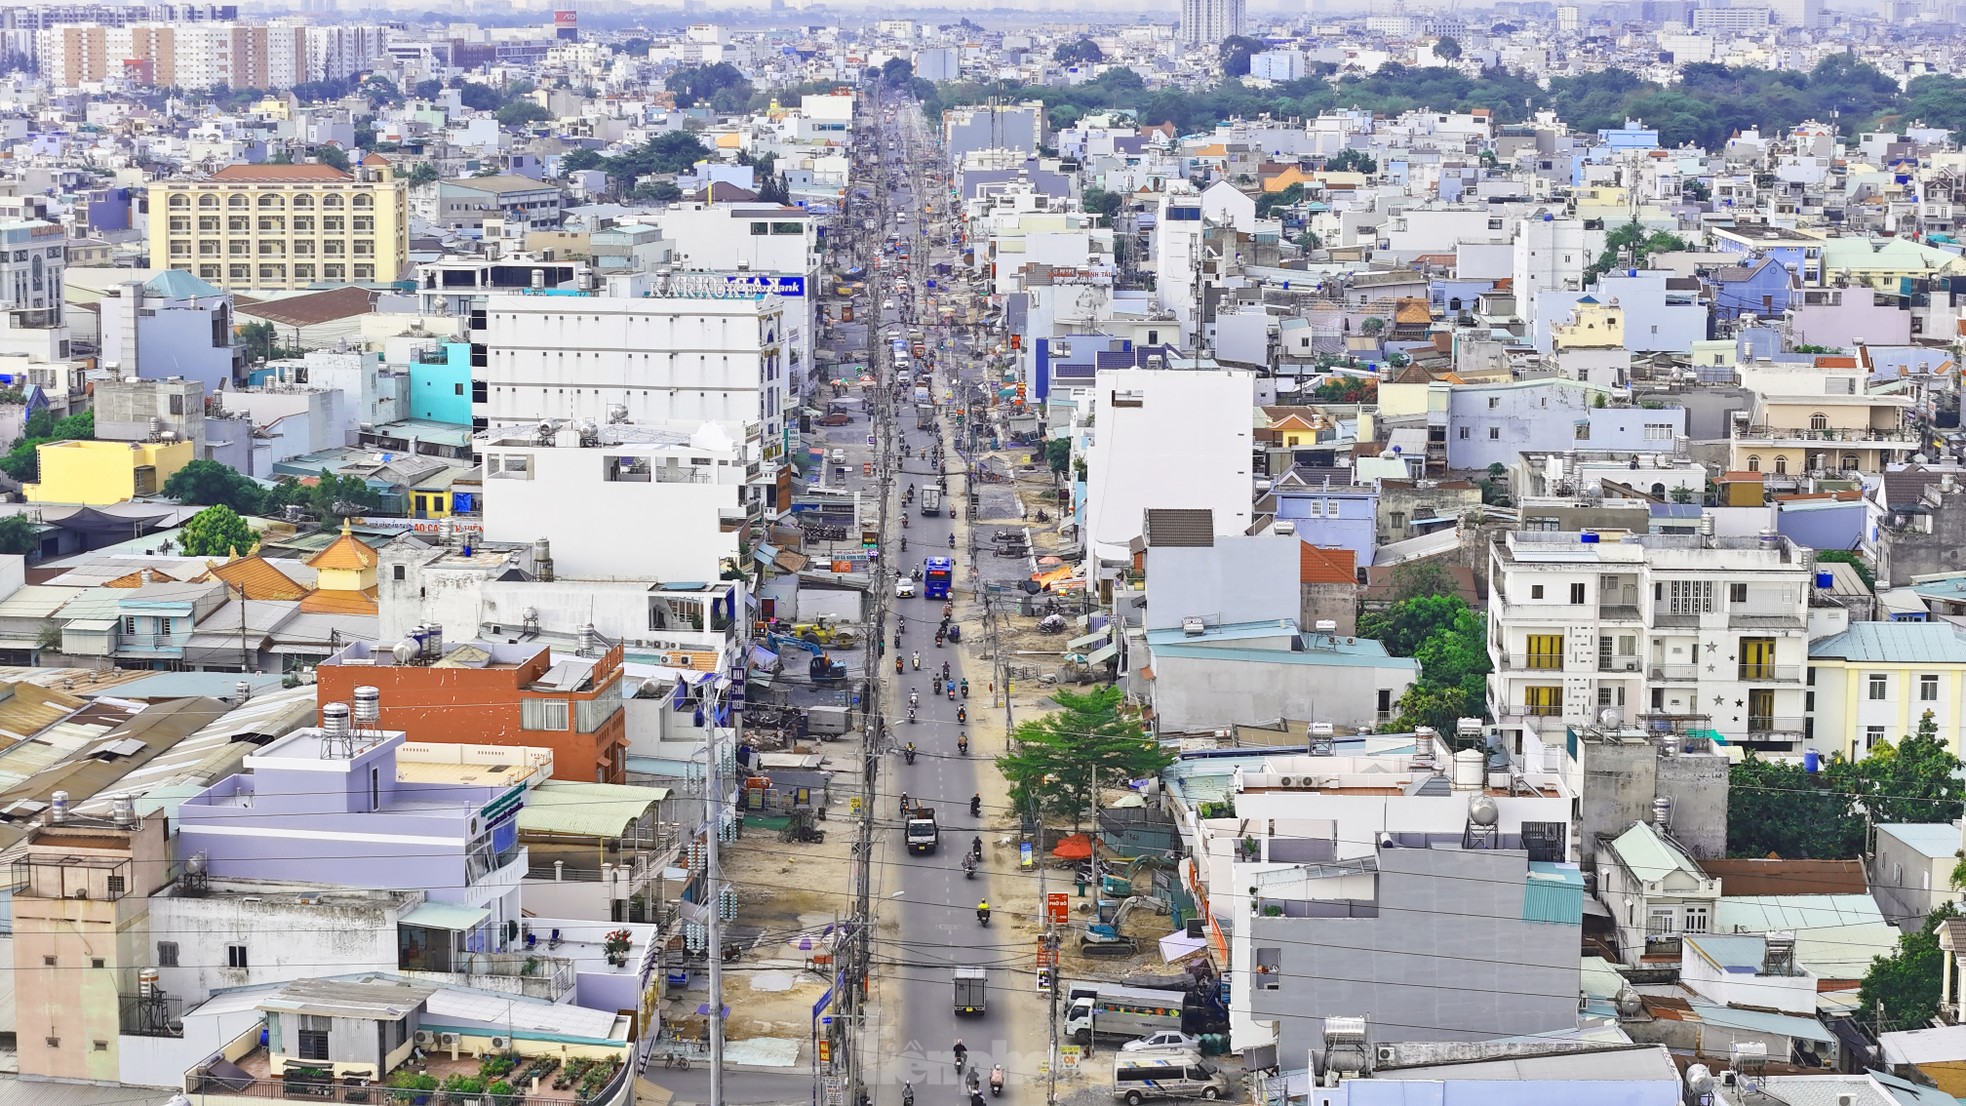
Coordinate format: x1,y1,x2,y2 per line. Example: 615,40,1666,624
1179,0,1244,47
478,275,792,510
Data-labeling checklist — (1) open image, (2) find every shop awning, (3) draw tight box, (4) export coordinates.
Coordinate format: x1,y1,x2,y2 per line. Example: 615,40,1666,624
1068,629,1110,651
400,902,490,932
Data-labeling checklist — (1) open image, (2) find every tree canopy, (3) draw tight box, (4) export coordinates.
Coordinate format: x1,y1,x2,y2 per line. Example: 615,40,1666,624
923,50,1921,151
1,408,93,482
1358,572,1489,739
666,63,752,111
1728,712,1962,858
163,460,267,515
178,505,257,558
1055,38,1104,66
997,687,1174,827
1861,904,1956,1031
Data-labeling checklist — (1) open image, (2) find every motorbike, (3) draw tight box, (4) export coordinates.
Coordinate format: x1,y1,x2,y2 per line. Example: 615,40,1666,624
970,794,981,816
903,744,917,765
935,630,945,647
909,690,920,709
904,1085,915,1106
957,705,967,723
948,534,956,548
961,679,970,698
912,652,921,670
971,838,983,863
907,706,917,724
958,734,969,755
976,905,991,926
900,537,908,552
948,685,956,701
990,1067,1005,1097
895,658,903,674
962,855,975,879
933,677,943,694
949,625,962,643
955,1047,967,1076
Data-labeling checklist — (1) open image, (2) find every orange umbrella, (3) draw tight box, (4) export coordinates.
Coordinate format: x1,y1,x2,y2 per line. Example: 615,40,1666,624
1051,833,1093,860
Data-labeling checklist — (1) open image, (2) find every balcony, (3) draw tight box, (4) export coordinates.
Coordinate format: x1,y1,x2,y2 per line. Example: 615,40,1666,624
1597,655,1644,674
116,633,186,659
1746,715,1806,737
398,948,577,1002
1497,653,1568,672
1736,664,1801,683
1736,424,1916,446
1649,664,1701,681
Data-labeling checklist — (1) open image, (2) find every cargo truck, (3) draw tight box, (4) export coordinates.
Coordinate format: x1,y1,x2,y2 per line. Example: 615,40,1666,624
905,807,940,854
916,402,935,429
953,966,987,1015
921,485,942,516
1064,983,1214,1046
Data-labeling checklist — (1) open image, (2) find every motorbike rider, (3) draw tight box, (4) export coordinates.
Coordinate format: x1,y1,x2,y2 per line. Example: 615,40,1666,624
970,793,981,816
971,836,983,862
911,651,921,670
976,900,991,924
954,1040,967,1070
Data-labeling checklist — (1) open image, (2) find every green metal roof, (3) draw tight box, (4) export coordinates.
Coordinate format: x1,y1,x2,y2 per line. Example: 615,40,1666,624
516,780,670,840
400,901,490,931
1809,621,1966,664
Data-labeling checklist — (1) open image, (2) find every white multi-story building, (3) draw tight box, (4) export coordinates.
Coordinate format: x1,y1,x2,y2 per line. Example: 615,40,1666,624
1080,367,1253,564
478,419,751,581
1691,6,1771,33
1151,185,1207,348
1488,529,1816,762
644,203,819,399
1511,213,1590,345
478,276,790,504
1179,0,1244,46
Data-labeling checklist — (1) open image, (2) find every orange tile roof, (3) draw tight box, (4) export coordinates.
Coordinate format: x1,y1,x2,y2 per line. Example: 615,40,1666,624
299,587,379,615
209,163,354,183
104,568,177,588
1393,297,1433,325
1813,355,1859,368
306,521,377,571
201,554,308,600
1300,544,1357,586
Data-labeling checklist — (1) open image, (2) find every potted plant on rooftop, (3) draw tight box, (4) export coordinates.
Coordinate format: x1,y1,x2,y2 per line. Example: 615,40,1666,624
386,1071,439,1105
603,929,633,967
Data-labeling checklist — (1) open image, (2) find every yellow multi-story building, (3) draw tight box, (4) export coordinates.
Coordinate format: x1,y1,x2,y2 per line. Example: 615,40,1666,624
147,157,409,294
25,439,194,505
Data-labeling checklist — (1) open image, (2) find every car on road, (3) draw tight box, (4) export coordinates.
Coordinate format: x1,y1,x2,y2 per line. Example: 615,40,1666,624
1122,1031,1201,1054
883,299,896,311
820,411,852,426
896,577,917,598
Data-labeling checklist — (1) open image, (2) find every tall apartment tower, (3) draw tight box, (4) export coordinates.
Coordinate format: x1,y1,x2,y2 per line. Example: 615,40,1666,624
1179,0,1244,47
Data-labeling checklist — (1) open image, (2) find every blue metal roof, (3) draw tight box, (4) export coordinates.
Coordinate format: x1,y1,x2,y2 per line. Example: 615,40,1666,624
1687,1002,1834,1045
1809,621,1966,664
1876,822,1960,858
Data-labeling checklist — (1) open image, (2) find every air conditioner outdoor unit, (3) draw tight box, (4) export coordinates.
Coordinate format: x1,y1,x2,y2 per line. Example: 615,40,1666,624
1375,1046,1397,1063
414,1030,436,1047
490,1036,510,1051
439,1033,460,1047
1278,777,1295,787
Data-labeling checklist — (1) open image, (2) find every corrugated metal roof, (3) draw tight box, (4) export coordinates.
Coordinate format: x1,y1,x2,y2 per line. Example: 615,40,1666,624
516,780,670,839
1687,1002,1834,1044
1810,621,1966,664
1876,821,1959,857
1607,821,1706,884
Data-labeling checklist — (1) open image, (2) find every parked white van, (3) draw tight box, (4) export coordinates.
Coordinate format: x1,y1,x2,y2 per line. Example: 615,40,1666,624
1111,1055,1230,1105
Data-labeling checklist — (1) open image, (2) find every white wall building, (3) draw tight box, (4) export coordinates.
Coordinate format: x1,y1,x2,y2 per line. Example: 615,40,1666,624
1081,368,1253,563
479,419,750,581
1488,529,1815,761
479,279,790,487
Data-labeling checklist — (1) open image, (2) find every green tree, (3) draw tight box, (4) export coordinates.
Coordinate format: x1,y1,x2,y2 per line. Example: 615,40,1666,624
162,460,266,514
560,148,604,174
496,100,551,127
1860,904,1956,1030
1055,38,1104,66
1726,751,1866,858
238,320,291,364
314,144,350,172
1433,36,1463,62
457,81,504,112
1218,35,1264,78
1585,219,1688,284
1359,588,1489,739
0,514,37,555
1255,182,1303,219
667,63,752,110
881,57,915,87
606,132,710,179
406,162,439,187
1045,438,1072,477
1669,484,1695,504
1082,187,1123,219
1326,148,1377,175
997,687,1174,827
1855,711,1964,826
631,180,683,203
412,78,444,100
177,505,257,557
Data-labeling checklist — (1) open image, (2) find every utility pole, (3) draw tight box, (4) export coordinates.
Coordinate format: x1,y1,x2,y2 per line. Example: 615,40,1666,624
706,690,727,1106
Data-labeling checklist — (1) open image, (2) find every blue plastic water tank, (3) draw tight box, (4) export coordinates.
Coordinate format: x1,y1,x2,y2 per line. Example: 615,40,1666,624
1804,749,1821,774
1580,532,1601,544
1816,571,1834,588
